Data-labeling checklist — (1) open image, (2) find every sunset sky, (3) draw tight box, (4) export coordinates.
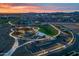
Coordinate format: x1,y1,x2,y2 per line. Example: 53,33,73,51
0,3,79,13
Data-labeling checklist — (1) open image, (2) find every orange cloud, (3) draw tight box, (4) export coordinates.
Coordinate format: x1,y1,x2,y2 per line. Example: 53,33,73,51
0,3,74,13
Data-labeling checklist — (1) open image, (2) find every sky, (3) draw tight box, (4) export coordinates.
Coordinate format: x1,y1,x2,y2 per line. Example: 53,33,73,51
0,3,79,13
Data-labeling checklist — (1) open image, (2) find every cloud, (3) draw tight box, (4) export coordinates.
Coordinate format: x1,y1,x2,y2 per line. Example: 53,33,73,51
0,3,78,13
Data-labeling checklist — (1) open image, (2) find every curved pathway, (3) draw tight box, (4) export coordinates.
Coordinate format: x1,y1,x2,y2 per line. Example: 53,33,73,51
4,28,19,56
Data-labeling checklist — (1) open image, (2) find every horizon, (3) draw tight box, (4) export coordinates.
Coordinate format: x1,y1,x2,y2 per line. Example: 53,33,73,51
0,11,79,14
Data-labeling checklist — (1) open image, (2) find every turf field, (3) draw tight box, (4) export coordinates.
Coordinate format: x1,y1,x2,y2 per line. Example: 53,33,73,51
38,24,58,36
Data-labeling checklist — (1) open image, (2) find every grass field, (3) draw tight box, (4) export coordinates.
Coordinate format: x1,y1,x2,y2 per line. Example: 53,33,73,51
38,24,58,37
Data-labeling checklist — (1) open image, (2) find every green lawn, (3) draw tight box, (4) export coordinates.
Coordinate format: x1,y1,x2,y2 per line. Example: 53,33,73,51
38,24,58,36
